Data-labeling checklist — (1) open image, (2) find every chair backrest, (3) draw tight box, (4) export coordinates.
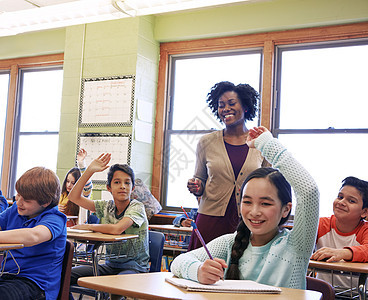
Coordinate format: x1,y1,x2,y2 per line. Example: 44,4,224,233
57,239,74,300
306,276,335,300
148,231,165,272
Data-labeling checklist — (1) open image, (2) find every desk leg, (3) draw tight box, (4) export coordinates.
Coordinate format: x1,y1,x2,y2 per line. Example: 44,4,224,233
91,242,102,276
91,242,103,300
358,273,367,300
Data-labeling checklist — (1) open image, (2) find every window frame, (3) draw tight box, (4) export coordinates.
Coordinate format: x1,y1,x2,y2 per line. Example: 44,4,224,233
152,22,368,211
0,54,64,198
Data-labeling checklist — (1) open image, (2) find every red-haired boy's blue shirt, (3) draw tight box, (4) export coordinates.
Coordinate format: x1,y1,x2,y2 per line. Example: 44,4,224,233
0,190,8,212
0,202,67,300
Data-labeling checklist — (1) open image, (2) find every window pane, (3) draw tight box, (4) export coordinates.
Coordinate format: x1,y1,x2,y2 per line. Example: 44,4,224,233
279,44,368,129
20,69,63,132
15,135,59,181
0,73,9,182
165,133,204,209
171,53,261,130
278,133,368,217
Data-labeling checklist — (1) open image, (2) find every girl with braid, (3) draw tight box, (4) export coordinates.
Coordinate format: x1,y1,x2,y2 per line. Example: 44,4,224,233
171,126,319,289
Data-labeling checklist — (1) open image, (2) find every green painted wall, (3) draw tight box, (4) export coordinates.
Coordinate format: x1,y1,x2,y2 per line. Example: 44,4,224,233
154,0,368,42
57,16,159,195
0,28,65,59
132,16,159,185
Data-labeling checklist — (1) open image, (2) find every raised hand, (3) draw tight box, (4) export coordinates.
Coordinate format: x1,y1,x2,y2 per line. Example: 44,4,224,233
77,148,87,164
87,153,111,173
246,126,269,148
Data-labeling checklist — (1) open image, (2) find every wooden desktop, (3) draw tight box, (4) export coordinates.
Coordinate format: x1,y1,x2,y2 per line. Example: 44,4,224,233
78,272,322,300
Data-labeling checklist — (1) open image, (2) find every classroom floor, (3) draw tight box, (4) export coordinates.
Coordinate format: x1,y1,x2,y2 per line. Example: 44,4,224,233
71,293,134,300
71,293,95,300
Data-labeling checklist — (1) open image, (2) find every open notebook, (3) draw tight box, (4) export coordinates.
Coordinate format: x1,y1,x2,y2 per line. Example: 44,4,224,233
165,277,281,294
67,228,93,233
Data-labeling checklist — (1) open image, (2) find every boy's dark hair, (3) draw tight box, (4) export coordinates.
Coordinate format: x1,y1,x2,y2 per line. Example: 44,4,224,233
341,176,368,209
226,167,292,280
206,81,259,122
107,164,135,187
61,167,81,215
15,167,60,207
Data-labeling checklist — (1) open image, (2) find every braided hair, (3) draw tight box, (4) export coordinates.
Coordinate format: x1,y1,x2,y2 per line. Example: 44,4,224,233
226,167,292,280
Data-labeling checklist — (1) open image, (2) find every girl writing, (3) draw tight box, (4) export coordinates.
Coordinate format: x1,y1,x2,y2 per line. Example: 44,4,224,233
171,126,319,289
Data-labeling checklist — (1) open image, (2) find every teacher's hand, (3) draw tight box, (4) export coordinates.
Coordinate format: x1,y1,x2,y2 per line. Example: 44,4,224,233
187,178,203,195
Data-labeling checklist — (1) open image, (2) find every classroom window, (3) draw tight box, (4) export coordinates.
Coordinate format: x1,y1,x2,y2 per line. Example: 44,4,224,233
274,40,368,217
0,54,64,197
0,72,10,183
162,51,262,210
7,67,63,196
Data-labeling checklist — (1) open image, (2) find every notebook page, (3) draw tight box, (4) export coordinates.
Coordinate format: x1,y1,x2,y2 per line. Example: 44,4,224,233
165,277,281,294
67,228,93,233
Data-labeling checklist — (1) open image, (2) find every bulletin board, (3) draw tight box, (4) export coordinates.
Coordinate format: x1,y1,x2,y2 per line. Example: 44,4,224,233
79,75,135,127
77,133,132,187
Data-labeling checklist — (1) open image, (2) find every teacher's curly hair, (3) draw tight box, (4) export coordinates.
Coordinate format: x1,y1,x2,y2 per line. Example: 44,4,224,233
206,81,259,122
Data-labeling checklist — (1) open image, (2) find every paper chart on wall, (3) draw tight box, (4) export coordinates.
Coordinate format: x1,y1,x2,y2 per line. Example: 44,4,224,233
77,134,131,184
79,76,134,126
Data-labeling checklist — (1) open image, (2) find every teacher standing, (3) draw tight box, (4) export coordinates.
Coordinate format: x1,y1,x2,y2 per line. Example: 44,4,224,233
187,81,269,250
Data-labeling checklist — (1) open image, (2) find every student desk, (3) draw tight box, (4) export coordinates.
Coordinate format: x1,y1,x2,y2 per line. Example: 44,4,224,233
67,231,138,276
149,224,192,255
149,224,193,233
309,260,368,300
78,272,322,300
0,243,24,252
0,243,24,276
66,215,78,226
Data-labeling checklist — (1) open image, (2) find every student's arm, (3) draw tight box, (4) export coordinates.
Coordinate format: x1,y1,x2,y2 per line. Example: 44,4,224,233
73,216,133,235
249,127,320,257
0,225,52,247
171,232,232,283
76,148,93,198
69,153,111,212
344,225,368,262
172,214,186,227
0,190,8,213
311,247,353,262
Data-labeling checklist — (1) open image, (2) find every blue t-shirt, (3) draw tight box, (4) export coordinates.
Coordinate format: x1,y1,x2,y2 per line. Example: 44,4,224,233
0,190,9,213
172,208,198,227
0,202,67,300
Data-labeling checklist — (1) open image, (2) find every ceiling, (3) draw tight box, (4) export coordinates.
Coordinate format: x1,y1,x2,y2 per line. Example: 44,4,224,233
0,0,256,37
